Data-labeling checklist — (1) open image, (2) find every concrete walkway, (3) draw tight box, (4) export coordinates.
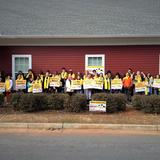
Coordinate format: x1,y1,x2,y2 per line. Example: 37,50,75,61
0,123,160,131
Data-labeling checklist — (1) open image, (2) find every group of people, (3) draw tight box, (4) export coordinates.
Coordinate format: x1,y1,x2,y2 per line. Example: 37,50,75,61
0,68,160,101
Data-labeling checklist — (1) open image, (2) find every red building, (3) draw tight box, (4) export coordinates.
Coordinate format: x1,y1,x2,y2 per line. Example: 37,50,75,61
0,36,160,79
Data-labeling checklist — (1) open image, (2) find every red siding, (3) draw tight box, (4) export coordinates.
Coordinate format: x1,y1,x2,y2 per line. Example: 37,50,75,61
0,46,160,76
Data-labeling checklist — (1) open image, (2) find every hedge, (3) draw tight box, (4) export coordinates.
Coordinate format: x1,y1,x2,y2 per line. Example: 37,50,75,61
92,93,127,113
11,93,48,112
10,93,87,113
0,94,4,107
47,93,70,110
65,93,87,112
132,95,160,114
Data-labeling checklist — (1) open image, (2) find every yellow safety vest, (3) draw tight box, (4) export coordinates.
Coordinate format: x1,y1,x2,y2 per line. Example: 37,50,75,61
44,77,50,89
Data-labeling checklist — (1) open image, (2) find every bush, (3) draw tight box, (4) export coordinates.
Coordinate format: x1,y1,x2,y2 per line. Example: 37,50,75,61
132,95,160,114
66,93,87,112
47,93,70,110
132,95,144,110
0,94,4,107
19,93,48,112
10,93,24,110
92,93,127,113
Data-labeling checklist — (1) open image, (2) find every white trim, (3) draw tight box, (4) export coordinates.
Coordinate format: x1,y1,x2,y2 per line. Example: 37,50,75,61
85,54,105,74
12,54,32,79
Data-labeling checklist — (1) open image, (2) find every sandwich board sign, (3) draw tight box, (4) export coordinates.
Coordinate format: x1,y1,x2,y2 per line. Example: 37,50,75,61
89,101,106,112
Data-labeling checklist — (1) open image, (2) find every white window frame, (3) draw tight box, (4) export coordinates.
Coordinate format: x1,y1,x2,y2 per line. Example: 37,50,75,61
85,54,105,74
12,55,32,79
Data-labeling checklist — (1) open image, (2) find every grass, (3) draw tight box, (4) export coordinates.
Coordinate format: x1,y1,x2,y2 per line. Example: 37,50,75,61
0,106,160,125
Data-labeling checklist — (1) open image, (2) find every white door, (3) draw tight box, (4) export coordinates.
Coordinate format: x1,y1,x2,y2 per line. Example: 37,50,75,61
85,54,105,75
12,55,32,79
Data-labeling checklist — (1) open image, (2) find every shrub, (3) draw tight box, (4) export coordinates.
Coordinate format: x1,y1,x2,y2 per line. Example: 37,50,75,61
18,93,48,112
0,94,4,107
65,93,87,112
92,93,127,113
47,93,70,110
132,95,144,110
10,93,24,110
132,95,160,114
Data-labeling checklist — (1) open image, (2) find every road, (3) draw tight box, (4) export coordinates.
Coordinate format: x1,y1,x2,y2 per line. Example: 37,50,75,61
0,129,160,160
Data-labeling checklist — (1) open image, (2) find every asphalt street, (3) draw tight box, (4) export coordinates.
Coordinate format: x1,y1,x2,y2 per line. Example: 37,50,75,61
0,130,160,160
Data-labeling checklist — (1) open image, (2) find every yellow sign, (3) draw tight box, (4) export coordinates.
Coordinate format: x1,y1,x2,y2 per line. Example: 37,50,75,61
86,66,104,74
71,80,81,90
0,82,5,93
50,77,62,87
153,79,160,88
15,80,26,90
89,101,106,112
135,82,146,92
111,79,122,90
83,79,103,90
32,83,42,93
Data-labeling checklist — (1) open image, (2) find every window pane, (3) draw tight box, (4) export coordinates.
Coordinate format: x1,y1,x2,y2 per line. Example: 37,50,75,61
92,57,97,66
88,57,92,66
15,57,20,65
97,57,102,66
15,57,29,73
20,58,25,64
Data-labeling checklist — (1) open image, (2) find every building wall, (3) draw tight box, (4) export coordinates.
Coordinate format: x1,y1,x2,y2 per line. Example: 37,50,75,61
0,46,160,76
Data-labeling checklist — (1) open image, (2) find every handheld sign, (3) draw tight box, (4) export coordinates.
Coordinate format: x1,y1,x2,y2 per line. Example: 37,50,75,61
32,83,42,93
89,101,106,112
71,80,81,90
83,79,103,90
15,80,26,90
135,82,146,92
153,79,160,88
50,77,62,87
0,82,5,93
111,79,122,90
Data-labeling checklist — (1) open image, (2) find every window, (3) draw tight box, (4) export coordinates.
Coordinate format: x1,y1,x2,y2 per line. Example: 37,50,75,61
12,55,32,79
85,54,105,74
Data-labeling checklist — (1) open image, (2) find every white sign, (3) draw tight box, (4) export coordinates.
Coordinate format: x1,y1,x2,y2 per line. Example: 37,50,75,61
89,101,106,112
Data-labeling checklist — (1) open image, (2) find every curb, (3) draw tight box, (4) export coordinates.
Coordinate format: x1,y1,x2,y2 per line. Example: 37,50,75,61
0,123,160,131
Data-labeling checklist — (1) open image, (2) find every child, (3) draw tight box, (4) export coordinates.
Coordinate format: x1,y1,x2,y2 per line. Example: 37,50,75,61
104,71,112,93
60,68,68,93
5,75,13,103
84,73,93,100
43,71,50,92
26,75,33,93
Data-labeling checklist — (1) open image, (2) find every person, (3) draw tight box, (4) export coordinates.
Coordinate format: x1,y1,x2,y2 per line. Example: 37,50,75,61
0,71,5,82
26,75,33,93
111,72,122,93
84,73,93,100
68,69,75,80
104,71,112,93
5,75,13,102
16,71,24,80
123,72,133,101
154,75,160,95
65,74,73,95
26,69,34,81
73,74,83,94
43,71,50,92
60,68,68,93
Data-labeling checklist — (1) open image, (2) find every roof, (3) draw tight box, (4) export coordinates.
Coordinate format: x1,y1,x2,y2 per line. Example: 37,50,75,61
0,0,160,36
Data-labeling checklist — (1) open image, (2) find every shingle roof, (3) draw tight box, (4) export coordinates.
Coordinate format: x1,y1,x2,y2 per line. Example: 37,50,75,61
0,0,160,36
